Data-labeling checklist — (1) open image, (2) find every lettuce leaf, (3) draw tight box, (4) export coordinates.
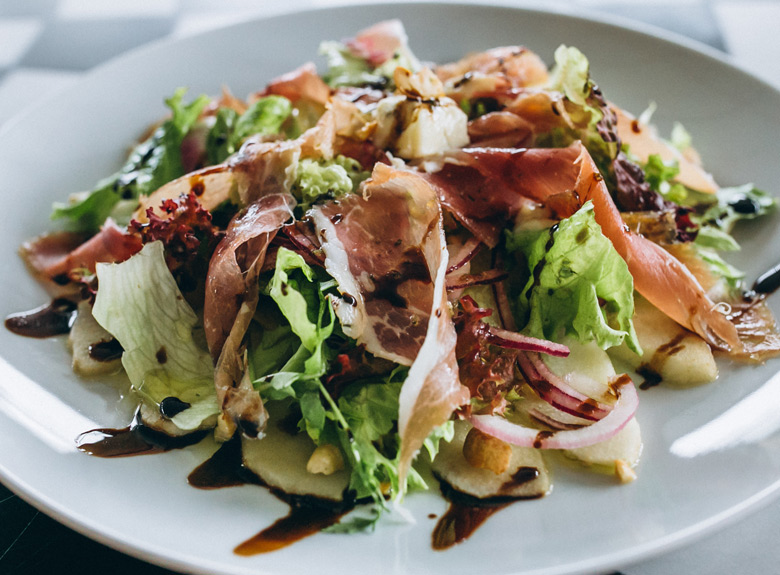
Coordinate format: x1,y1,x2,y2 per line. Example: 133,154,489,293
247,247,442,522
543,46,618,174
92,241,218,430
643,154,688,204
319,40,419,90
53,88,210,232
206,95,292,164
694,183,775,250
507,201,641,354
291,155,369,211
547,45,595,114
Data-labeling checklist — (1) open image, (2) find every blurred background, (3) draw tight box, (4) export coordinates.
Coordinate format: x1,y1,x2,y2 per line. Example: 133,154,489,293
1,0,779,128
1,1,779,574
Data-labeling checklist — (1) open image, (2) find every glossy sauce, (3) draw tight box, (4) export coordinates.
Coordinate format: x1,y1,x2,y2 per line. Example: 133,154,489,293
433,501,510,550
77,411,208,457
753,263,780,295
187,436,351,554
4,298,77,338
88,338,123,362
234,505,347,556
432,478,543,550
188,436,258,489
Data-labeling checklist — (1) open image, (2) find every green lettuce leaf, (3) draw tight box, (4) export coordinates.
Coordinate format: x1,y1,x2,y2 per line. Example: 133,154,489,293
246,247,443,522
543,45,618,173
506,201,641,354
643,154,688,204
92,241,218,430
291,155,369,211
319,41,419,89
694,183,775,250
547,45,595,113
53,88,210,232
206,95,292,164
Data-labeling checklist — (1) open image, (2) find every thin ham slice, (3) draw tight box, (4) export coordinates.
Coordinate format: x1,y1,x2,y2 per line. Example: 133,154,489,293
422,143,739,351
346,19,409,67
204,193,295,359
22,220,141,284
259,62,332,106
310,164,469,483
310,164,440,365
205,193,295,438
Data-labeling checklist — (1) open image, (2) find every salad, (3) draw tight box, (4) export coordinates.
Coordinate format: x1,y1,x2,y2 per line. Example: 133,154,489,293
7,19,780,547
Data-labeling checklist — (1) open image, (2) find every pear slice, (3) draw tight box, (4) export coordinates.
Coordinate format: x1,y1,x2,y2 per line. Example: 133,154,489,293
242,405,350,502
432,420,550,499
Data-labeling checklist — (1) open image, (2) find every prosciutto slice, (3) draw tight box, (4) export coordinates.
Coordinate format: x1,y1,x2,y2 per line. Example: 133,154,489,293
205,193,295,437
424,146,580,247
21,221,141,296
204,193,295,358
310,164,469,481
259,62,332,106
422,143,739,351
310,165,442,364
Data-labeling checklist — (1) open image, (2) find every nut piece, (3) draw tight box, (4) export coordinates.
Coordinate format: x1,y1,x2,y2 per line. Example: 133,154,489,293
615,458,638,484
306,444,345,476
215,413,237,443
462,427,512,475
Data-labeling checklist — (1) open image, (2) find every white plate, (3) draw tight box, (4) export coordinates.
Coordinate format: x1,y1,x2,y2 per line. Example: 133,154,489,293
2,3,780,574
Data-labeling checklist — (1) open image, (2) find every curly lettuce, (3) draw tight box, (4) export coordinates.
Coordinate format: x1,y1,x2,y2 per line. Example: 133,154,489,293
52,89,210,232
506,201,641,354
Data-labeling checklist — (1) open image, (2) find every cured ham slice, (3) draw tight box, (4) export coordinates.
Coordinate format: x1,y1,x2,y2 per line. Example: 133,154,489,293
204,193,295,359
310,164,470,482
346,19,409,67
422,143,740,351
467,111,534,148
424,146,580,247
205,193,295,438
310,164,441,365
259,62,332,107
436,46,549,89
22,220,141,286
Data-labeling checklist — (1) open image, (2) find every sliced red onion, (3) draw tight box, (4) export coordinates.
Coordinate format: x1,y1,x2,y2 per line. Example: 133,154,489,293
446,268,508,291
446,236,482,274
487,327,569,357
280,221,325,266
468,375,638,450
527,408,587,431
491,252,516,331
517,352,612,421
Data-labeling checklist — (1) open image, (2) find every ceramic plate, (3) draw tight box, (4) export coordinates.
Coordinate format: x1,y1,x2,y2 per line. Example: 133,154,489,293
1,3,780,574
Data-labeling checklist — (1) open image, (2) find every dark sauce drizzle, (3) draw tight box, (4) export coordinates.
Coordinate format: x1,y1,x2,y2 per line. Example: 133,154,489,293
432,476,543,550
188,437,351,554
4,298,77,338
76,409,208,457
88,338,123,362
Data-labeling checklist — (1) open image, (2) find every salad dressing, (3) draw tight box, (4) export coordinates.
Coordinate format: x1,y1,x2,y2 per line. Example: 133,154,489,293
88,338,123,362
188,436,352,554
76,410,208,457
753,263,780,295
4,298,77,338
637,332,688,389
234,506,348,555
433,476,542,550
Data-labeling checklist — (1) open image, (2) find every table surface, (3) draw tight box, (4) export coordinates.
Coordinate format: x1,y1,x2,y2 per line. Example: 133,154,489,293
1,1,779,574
